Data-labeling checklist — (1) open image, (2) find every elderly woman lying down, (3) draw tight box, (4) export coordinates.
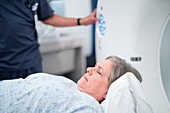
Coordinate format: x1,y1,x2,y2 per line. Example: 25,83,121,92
0,56,142,113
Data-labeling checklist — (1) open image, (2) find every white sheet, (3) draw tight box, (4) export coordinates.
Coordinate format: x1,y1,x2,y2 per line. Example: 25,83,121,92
0,73,103,113
101,72,153,113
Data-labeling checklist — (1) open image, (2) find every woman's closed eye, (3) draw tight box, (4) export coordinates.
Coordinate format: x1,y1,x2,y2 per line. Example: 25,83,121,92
97,70,102,76
95,64,103,76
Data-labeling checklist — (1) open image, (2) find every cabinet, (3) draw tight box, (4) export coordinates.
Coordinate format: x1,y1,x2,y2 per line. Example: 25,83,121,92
39,34,86,82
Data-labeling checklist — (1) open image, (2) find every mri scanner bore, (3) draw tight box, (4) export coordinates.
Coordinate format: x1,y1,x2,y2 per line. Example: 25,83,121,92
160,17,170,103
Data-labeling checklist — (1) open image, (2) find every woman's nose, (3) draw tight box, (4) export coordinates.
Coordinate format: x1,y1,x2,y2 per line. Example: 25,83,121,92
87,67,93,75
87,67,97,75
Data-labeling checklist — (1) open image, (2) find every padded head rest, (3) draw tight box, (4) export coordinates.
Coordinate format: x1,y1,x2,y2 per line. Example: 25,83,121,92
101,72,153,113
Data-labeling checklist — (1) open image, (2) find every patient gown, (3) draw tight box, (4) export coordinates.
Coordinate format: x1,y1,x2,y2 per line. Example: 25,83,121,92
0,73,103,113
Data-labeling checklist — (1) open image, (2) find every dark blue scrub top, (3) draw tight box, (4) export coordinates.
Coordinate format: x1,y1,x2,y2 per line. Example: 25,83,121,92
0,0,54,70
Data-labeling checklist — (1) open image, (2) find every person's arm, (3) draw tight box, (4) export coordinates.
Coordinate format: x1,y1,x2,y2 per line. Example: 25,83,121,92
43,9,98,27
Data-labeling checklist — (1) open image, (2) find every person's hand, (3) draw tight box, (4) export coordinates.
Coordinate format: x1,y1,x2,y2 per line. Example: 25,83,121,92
80,9,98,26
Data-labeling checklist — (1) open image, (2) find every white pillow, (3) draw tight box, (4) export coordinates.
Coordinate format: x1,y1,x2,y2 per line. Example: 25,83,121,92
101,72,153,113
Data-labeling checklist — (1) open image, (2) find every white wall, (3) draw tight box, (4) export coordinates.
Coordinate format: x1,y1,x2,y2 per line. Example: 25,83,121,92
63,0,93,56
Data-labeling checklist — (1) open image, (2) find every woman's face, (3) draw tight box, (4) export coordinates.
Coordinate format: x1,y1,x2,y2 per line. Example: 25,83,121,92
77,59,114,102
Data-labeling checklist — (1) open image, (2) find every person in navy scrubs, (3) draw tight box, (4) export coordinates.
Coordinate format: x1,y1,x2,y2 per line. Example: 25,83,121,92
0,0,98,80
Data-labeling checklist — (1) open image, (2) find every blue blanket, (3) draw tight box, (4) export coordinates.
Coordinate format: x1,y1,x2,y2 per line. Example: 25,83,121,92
0,73,103,113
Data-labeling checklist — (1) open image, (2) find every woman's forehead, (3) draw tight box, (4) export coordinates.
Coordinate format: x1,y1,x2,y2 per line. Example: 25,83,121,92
97,59,114,72
97,59,113,65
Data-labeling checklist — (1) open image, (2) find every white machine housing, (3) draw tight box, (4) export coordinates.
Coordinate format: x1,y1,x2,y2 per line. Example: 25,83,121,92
96,0,170,113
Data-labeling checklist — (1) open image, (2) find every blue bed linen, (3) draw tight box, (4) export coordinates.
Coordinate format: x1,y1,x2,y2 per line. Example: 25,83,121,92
0,73,103,113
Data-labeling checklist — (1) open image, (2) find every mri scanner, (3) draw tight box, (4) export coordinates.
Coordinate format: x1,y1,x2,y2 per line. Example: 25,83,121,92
96,0,170,113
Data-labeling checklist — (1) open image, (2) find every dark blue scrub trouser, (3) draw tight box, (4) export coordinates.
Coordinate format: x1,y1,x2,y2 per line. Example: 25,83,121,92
0,63,42,80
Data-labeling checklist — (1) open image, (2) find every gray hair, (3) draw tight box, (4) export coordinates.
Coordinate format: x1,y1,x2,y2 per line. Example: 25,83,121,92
105,56,142,86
